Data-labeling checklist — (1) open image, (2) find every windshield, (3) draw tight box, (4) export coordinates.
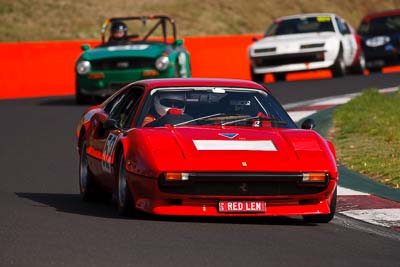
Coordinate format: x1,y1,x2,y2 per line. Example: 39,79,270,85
358,15,400,35
137,87,297,129
265,16,334,36
101,16,176,46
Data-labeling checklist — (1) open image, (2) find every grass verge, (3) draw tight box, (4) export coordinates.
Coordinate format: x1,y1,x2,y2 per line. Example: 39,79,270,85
330,89,400,188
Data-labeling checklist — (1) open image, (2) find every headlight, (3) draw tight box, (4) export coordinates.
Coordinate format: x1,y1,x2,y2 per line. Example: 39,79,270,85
155,56,170,71
164,172,189,181
76,61,91,75
365,36,390,47
302,173,328,183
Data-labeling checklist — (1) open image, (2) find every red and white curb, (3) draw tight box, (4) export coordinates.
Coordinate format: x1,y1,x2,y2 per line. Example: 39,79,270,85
286,87,400,231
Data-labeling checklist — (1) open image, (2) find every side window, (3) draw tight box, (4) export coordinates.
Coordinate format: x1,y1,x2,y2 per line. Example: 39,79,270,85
103,90,128,115
335,17,350,34
107,92,130,120
94,90,129,139
116,87,144,129
342,22,352,35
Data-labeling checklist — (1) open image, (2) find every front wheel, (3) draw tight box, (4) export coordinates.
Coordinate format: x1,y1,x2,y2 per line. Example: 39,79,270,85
273,73,286,82
350,50,366,74
250,67,265,83
117,151,135,216
79,139,101,201
303,188,337,223
331,50,346,77
76,88,91,105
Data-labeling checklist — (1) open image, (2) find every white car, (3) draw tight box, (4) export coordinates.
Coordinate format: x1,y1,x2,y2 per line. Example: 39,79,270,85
248,13,365,82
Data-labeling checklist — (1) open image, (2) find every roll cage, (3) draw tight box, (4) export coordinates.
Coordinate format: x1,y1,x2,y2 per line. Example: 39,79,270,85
101,15,177,44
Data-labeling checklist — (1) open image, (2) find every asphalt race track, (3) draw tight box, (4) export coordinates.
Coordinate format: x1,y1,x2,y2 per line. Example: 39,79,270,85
0,73,399,266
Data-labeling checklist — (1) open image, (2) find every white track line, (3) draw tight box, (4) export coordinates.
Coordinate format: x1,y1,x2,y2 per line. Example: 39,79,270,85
308,96,352,106
337,186,369,196
288,111,316,122
340,209,400,228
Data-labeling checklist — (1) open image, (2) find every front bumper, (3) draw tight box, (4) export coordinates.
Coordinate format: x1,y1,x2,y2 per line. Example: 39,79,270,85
76,67,176,97
250,51,335,74
126,172,337,217
363,45,400,68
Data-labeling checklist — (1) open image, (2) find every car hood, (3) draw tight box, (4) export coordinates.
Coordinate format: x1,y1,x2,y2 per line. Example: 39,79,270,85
80,43,168,61
250,32,336,51
133,127,337,176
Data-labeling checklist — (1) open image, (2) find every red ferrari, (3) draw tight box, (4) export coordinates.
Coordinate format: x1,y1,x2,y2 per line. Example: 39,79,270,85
76,78,338,222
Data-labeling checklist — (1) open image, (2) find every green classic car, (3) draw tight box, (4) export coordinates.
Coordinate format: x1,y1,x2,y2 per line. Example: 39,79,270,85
75,15,191,104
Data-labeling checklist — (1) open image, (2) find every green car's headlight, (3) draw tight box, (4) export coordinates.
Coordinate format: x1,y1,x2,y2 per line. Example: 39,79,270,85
76,61,91,75
155,56,170,71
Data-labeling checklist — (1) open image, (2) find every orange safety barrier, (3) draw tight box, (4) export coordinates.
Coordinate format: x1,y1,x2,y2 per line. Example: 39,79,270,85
0,40,98,99
0,35,259,99
0,35,398,99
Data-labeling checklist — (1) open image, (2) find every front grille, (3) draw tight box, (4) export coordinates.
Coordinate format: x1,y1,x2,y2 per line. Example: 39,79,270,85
300,43,325,49
159,173,328,196
254,47,276,54
91,57,155,71
252,52,324,67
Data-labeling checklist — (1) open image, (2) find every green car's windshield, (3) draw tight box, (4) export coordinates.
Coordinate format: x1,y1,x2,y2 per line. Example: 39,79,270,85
137,87,297,129
101,16,177,46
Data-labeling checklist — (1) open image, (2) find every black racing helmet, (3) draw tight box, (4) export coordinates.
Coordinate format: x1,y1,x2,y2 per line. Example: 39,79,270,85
110,21,128,37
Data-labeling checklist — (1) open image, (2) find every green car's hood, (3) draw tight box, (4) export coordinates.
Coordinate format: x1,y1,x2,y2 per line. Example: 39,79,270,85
80,43,168,60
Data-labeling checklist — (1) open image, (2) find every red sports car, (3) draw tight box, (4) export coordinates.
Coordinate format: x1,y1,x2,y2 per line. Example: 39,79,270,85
76,78,338,222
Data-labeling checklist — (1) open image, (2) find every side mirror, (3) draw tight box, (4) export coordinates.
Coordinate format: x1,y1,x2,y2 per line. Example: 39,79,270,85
174,39,184,46
252,36,259,42
81,44,91,51
301,118,316,130
103,119,120,131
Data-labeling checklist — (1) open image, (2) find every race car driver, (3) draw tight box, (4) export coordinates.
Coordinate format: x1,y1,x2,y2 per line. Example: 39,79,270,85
142,92,193,127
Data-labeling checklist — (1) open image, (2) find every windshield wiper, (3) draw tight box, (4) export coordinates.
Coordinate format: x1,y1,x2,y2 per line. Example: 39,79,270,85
174,113,251,127
221,115,288,126
173,113,226,126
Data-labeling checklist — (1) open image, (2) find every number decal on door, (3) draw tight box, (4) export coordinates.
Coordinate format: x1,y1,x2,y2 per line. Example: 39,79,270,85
102,133,118,173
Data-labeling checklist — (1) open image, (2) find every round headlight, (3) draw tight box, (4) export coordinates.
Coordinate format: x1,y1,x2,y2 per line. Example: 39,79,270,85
76,61,91,75
155,56,170,71
365,36,390,47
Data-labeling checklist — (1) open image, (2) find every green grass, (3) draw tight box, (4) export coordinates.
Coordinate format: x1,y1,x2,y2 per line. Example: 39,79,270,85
331,89,400,188
1,0,399,42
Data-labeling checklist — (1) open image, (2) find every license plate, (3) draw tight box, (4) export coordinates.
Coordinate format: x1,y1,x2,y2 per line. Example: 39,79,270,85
218,201,266,213
367,60,385,68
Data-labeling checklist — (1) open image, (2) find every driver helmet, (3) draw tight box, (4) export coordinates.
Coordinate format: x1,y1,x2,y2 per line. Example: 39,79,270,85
110,21,128,40
154,92,186,117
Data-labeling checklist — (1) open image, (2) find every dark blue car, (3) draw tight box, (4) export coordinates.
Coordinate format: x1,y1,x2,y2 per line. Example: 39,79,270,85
357,10,400,71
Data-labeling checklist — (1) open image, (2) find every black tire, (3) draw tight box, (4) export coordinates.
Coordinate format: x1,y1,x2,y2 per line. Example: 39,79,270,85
331,49,346,77
350,50,366,74
117,150,135,216
303,187,337,223
368,66,382,73
273,73,286,81
250,67,265,83
79,138,101,201
76,87,91,105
